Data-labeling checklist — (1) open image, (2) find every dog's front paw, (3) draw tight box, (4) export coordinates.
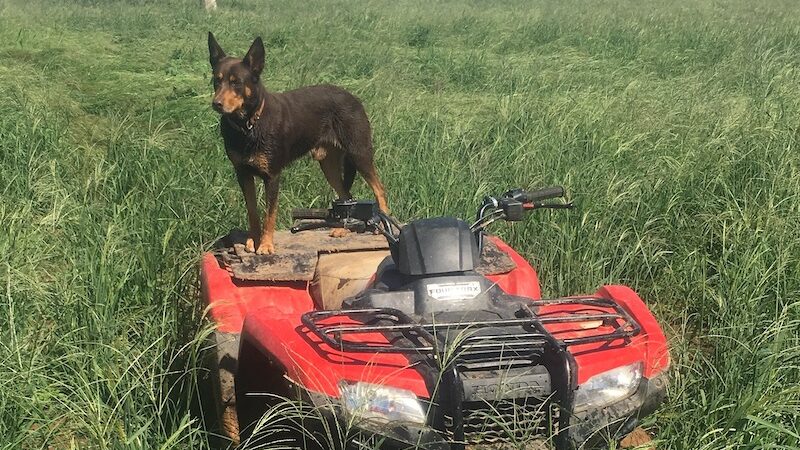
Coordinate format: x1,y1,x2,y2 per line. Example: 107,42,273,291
256,241,275,255
245,238,256,253
329,228,351,238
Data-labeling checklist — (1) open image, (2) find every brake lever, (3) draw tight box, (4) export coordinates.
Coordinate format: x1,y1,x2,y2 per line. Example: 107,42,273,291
545,201,574,209
291,217,368,234
525,201,575,210
290,221,330,233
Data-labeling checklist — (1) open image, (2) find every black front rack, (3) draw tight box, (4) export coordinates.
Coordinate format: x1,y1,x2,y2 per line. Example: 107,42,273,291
301,296,641,450
301,296,641,357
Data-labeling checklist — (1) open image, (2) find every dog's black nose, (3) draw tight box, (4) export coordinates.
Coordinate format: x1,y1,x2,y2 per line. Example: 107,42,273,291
212,99,223,112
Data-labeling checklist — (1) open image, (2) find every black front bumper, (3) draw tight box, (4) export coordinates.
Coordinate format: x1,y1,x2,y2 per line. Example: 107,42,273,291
335,372,667,450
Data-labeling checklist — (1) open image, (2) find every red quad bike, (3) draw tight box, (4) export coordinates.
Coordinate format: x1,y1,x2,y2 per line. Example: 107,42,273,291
201,187,670,450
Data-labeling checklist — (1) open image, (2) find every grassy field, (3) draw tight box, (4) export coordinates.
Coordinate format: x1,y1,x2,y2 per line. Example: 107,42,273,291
1,0,799,448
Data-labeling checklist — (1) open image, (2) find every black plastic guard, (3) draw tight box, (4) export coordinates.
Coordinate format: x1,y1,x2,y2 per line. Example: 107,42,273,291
393,217,480,276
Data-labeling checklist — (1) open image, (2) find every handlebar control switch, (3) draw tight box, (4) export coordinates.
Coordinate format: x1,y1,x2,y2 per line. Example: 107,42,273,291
501,198,525,221
330,199,378,222
502,188,526,202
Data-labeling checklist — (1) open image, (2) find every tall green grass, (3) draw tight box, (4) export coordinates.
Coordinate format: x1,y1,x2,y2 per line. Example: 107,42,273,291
1,0,798,448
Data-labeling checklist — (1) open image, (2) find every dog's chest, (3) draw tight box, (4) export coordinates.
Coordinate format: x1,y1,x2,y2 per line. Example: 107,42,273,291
221,118,277,176
227,148,272,175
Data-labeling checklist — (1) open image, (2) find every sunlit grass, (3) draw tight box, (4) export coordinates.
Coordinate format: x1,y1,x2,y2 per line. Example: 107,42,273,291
1,0,799,448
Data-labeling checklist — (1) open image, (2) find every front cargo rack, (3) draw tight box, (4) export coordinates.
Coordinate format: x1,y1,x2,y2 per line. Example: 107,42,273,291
301,296,641,355
301,295,642,450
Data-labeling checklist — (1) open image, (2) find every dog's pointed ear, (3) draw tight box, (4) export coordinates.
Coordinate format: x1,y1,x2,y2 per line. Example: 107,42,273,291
243,37,265,79
208,32,226,68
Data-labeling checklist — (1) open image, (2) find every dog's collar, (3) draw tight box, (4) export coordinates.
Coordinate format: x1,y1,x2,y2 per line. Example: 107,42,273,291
225,98,266,134
246,99,266,131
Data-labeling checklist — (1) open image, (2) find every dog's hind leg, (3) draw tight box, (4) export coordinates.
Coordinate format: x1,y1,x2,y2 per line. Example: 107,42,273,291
256,175,280,255
363,168,388,214
342,156,357,194
318,147,354,238
236,170,260,253
348,152,388,213
317,147,352,200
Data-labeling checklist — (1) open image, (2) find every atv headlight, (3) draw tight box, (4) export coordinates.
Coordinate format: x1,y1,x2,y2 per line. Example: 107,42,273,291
339,381,426,425
574,362,643,411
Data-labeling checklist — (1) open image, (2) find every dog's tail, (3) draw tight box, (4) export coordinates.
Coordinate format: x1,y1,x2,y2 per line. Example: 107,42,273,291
343,155,357,195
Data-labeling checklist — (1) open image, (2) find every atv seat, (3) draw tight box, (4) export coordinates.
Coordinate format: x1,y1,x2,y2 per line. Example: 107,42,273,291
310,250,390,310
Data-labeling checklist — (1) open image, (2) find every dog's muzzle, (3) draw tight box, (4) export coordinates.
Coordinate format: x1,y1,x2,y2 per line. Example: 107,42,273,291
212,99,224,113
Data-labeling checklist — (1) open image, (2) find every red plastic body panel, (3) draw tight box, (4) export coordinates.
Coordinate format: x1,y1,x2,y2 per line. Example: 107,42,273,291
240,313,430,397
483,237,541,300
200,236,669,398
536,285,670,384
200,253,313,333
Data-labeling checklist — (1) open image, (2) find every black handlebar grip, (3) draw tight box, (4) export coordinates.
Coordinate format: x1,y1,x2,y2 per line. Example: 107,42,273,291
291,208,329,220
523,186,566,202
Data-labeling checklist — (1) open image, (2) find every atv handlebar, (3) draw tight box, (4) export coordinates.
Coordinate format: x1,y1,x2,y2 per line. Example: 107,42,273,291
472,186,572,249
291,208,329,220
290,199,401,238
502,186,566,203
522,186,565,202
289,186,570,251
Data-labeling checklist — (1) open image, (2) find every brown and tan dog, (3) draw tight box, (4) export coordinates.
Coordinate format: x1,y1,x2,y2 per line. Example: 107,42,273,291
208,32,388,254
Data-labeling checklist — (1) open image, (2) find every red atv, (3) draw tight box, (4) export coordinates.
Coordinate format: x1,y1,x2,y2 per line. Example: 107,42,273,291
201,187,670,449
